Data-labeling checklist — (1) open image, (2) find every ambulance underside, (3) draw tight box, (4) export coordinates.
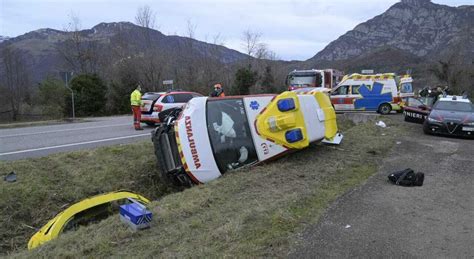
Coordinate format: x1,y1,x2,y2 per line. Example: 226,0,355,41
152,124,191,186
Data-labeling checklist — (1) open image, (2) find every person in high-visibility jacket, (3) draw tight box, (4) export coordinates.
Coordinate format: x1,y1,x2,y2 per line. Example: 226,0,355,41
130,85,143,130
210,83,225,97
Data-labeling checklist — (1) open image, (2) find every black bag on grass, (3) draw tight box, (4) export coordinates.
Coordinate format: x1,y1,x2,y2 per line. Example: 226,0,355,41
388,168,424,187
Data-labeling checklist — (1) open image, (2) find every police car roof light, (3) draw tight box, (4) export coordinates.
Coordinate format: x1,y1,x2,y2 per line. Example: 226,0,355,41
277,98,296,112
285,128,303,143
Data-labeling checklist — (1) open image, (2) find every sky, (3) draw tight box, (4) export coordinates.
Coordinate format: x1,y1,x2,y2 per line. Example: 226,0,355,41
0,0,471,61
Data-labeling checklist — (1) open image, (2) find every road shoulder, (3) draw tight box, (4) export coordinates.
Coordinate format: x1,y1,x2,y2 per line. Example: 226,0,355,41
289,125,474,258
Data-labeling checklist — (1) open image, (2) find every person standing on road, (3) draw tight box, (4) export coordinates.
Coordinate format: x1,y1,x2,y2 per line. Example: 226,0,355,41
130,85,143,130
210,83,225,97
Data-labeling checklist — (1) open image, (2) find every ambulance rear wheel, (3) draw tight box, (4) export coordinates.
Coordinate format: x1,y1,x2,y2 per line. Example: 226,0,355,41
378,103,392,115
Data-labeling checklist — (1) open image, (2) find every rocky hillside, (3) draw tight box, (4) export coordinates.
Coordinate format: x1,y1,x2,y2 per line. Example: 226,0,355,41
0,22,249,83
0,36,10,43
308,0,473,63
1,0,472,90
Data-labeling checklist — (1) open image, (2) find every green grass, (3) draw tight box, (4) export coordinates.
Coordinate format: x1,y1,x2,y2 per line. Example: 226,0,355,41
3,116,407,257
0,141,177,254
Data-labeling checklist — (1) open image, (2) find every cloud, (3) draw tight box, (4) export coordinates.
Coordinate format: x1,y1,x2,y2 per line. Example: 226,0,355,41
1,0,472,60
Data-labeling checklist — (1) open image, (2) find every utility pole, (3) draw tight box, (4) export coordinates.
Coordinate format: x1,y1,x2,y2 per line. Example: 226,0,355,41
60,71,75,120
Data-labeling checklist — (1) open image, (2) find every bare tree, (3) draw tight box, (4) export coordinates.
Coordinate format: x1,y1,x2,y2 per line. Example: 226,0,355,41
186,19,197,40
255,44,279,61
429,55,464,94
212,33,226,46
58,12,101,74
239,30,282,93
241,29,262,68
1,46,30,121
190,32,232,94
135,5,156,30
180,20,200,90
134,5,163,91
241,29,262,57
255,43,269,60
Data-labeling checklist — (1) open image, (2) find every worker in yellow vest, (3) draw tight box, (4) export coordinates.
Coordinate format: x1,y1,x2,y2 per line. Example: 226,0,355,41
130,85,143,130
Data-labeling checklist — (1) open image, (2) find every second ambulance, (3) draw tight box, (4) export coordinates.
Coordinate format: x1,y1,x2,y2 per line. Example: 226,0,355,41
330,73,414,114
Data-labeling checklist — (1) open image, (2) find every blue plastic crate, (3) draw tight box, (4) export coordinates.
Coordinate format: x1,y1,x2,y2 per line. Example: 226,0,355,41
119,201,152,230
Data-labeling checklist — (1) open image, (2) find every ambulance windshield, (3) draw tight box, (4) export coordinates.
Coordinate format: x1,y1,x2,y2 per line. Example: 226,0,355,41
401,82,413,93
287,72,322,88
206,99,258,173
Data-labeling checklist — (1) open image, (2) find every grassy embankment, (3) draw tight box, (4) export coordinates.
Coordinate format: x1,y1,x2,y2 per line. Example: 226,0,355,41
0,141,177,254
2,116,407,257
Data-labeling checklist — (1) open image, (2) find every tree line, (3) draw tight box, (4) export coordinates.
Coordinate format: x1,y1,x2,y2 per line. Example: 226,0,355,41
1,6,471,122
0,6,288,121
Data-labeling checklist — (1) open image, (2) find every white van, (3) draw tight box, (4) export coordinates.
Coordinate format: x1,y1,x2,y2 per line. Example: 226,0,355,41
330,73,414,114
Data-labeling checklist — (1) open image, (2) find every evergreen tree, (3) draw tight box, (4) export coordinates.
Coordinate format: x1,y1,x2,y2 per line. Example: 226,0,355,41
234,67,258,95
65,74,107,116
108,65,141,114
38,77,67,118
261,65,276,93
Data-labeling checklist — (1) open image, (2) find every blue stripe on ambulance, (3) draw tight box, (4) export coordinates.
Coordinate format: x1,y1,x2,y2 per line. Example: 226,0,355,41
354,82,393,110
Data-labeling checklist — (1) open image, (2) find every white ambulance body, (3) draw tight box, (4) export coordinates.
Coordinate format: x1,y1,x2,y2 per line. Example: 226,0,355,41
152,91,342,186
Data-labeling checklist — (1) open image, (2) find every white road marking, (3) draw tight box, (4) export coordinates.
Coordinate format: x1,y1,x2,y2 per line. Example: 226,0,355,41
0,133,150,156
0,123,130,138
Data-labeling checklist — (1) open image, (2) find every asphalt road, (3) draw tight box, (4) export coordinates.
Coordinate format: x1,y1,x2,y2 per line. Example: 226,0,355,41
0,116,156,161
289,117,474,258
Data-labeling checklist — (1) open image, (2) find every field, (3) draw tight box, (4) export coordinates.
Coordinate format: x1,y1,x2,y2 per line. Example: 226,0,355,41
1,116,406,257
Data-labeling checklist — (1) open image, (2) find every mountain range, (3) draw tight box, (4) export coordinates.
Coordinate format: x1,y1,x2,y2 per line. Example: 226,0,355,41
0,0,472,88
0,22,248,83
0,36,10,43
309,0,473,63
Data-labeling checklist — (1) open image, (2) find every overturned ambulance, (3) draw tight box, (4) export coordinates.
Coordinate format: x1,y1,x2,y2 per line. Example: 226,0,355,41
152,91,343,186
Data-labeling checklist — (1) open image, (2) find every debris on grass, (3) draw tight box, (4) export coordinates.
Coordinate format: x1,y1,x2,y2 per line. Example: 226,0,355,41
387,168,424,187
4,171,17,182
375,121,387,128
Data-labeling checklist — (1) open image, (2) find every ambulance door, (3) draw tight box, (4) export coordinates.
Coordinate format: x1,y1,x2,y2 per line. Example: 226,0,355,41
330,85,352,110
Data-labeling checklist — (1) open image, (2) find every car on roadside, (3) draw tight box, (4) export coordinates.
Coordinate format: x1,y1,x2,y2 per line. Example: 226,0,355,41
141,91,203,126
403,96,436,123
423,95,474,138
152,91,343,187
28,191,150,250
